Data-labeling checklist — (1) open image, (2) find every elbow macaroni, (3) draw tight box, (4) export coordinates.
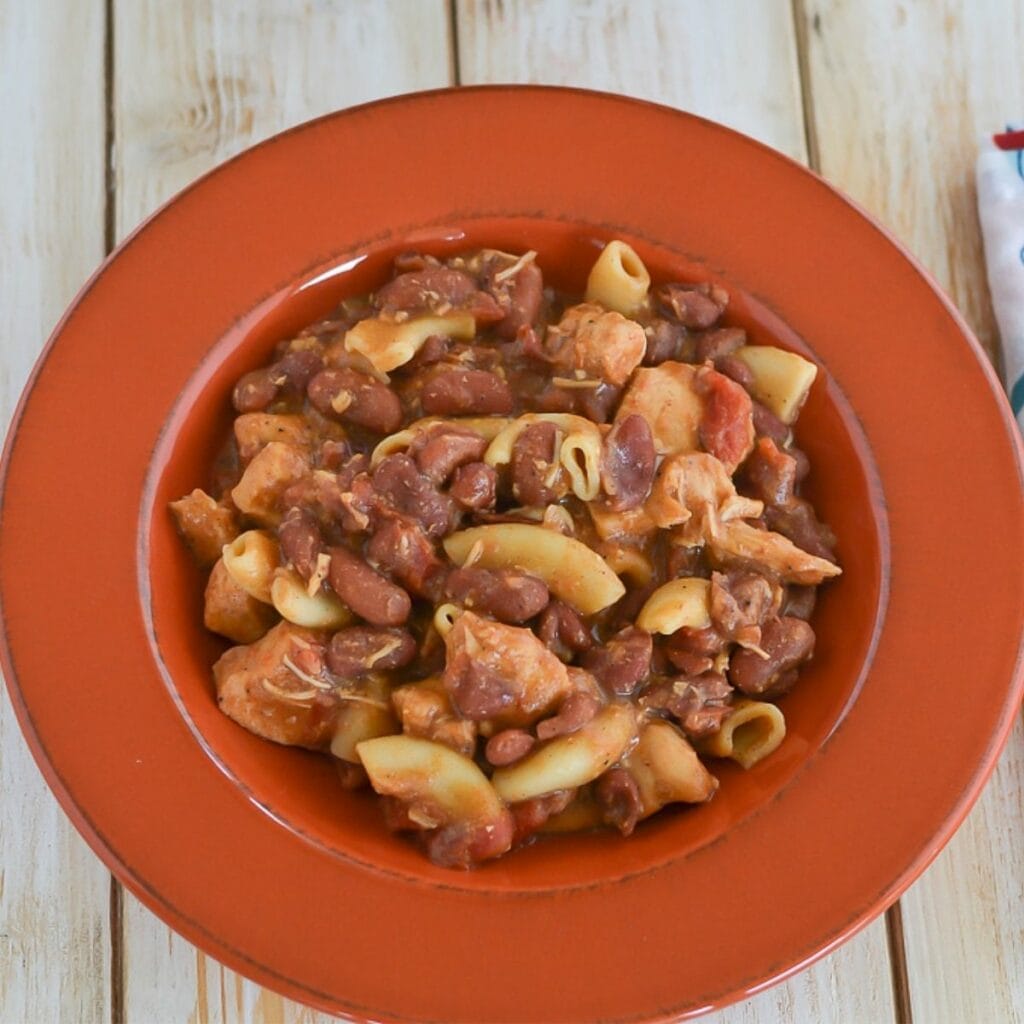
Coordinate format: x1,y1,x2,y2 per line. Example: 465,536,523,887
270,568,351,629
222,530,280,604
585,240,651,316
637,577,712,634
698,699,786,769
344,312,475,374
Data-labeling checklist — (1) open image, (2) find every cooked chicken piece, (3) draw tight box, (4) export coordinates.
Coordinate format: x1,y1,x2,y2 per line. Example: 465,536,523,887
392,677,478,757
708,519,842,585
169,489,239,567
213,621,339,749
646,452,763,530
442,611,572,727
614,361,703,455
546,302,646,385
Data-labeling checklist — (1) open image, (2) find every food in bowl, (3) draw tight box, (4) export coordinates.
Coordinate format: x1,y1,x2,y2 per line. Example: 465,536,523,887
170,240,841,868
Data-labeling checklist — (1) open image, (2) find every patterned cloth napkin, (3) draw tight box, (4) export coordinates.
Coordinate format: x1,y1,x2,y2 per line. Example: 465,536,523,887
977,125,1024,430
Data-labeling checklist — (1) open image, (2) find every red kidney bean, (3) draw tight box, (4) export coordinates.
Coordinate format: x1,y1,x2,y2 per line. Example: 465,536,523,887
232,369,279,412
275,348,323,395
641,673,733,738
600,413,656,511
642,318,684,366
697,367,753,470
695,326,746,363
444,655,516,720
366,517,446,599
741,437,797,506
656,282,727,329
317,439,351,472
308,367,402,434
326,626,417,677
751,401,790,445
717,354,756,391
595,768,643,837
576,381,623,424
510,421,563,506
376,266,504,324
729,616,815,697
536,691,601,741
449,462,497,511
372,454,456,538
420,369,514,416
327,546,411,626
425,809,516,868
485,729,536,767
537,601,592,660
531,383,576,414
486,259,543,339
278,506,324,580
404,333,451,370
411,427,487,484
582,626,653,696
510,790,576,844
764,499,837,562
666,625,725,659
444,567,549,623
663,647,714,676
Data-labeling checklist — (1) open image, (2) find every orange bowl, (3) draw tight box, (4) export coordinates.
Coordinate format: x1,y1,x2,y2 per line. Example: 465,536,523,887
2,87,1023,1021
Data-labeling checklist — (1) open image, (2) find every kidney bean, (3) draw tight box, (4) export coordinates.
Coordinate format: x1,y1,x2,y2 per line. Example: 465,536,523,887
485,729,536,767
641,673,733,738
278,506,324,580
275,348,323,395
741,437,797,506
664,626,725,670
326,626,417,678
717,354,756,391
420,369,514,416
366,517,446,599
663,647,713,676
577,382,623,424
308,367,402,434
595,768,643,837
751,401,790,445
582,626,653,696
425,810,516,868
487,259,543,340
783,585,817,621
327,546,411,626
535,691,600,741
531,383,576,414
375,266,501,321
729,616,815,697
510,421,564,506
642,318,684,366
445,567,550,623
404,333,451,370
317,439,351,472
600,414,656,511
372,454,456,538
510,790,576,844
411,427,487,484
764,499,837,561
656,282,727,329
695,326,746,363
537,601,592,660
444,655,516,720
449,462,497,511
697,367,754,471
232,368,279,412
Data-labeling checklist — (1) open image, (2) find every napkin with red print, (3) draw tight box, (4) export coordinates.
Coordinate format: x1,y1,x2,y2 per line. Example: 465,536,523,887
977,125,1024,430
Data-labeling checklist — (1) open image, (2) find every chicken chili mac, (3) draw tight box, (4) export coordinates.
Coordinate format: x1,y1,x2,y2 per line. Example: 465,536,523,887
171,241,841,868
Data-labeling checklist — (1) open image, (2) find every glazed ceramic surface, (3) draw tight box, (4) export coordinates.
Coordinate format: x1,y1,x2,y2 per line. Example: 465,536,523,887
2,87,1022,1022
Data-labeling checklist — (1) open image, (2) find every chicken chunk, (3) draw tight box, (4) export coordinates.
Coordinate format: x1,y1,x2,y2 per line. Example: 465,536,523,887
708,519,842,585
213,621,338,749
546,303,646,385
442,611,572,727
392,676,478,757
615,362,704,455
170,489,239,567
645,452,763,532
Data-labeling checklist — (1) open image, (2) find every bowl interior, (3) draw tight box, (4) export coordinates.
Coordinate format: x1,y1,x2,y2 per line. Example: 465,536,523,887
144,216,886,891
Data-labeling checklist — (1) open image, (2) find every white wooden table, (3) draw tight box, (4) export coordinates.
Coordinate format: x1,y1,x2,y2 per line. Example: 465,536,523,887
2,2,1022,1021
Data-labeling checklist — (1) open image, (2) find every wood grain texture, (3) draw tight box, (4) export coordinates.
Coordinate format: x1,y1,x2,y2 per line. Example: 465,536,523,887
112,2,451,1021
0,2,113,1022
456,0,808,162
458,6,897,1021
801,0,1024,1020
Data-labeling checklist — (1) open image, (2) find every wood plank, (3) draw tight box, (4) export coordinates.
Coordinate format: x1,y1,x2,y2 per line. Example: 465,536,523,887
113,2,452,1020
0,2,112,1022
457,3,897,1021
457,0,808,161
800,0,1024,1019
